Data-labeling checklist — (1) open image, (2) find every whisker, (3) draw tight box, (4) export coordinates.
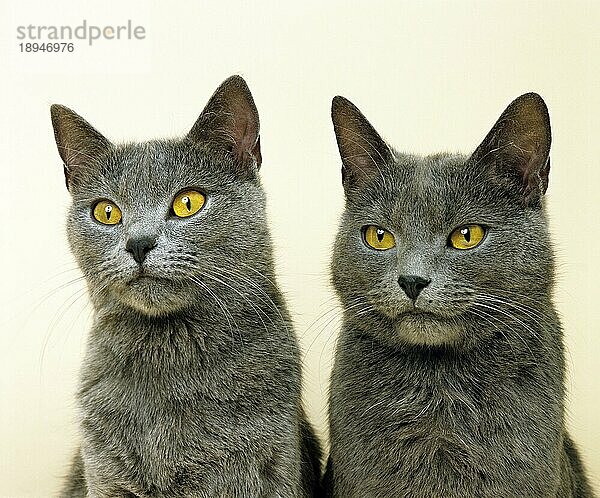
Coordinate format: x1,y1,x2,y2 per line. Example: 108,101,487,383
201,270,273,340
186,275,240,349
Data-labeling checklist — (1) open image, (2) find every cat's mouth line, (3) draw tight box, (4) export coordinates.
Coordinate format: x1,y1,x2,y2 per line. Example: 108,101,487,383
125,269,165,285
128,269,150,280
403,308,440,320
408,307,434,315
367,295,453,321
398,302,464,322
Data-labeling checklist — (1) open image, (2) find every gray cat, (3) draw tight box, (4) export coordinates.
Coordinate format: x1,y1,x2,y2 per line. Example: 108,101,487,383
51,76,321,497
323,93,594,497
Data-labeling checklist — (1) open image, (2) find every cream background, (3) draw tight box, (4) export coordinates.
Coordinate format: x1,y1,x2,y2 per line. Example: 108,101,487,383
0,0,598,495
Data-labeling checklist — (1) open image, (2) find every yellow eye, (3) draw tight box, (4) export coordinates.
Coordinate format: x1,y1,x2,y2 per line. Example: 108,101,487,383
93,200,122,225
449,224,485,250
364,225,396,250
172,190,205,218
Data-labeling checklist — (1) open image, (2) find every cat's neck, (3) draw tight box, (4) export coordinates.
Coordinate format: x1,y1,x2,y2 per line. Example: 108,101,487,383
339,305,567,426
344,301,562,370
86,278,290,363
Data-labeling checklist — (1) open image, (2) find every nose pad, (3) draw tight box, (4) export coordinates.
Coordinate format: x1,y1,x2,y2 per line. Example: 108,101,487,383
398,275,431,301
126,236,157,265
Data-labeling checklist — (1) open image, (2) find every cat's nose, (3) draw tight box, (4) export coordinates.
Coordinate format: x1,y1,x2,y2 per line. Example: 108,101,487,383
398,275,431,300
126,236,157,265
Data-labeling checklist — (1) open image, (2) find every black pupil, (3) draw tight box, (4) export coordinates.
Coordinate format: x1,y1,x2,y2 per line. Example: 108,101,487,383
462,228,471,242
376,229,384,242
184,197,191,210
105,205,112,220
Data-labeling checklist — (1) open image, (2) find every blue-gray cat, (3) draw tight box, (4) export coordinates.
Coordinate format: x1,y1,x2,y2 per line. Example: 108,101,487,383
51,76,321,497
323,93,594,497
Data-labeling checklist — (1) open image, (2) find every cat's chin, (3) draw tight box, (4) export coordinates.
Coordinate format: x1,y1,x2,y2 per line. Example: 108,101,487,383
393,312,465,347
112,276,191,317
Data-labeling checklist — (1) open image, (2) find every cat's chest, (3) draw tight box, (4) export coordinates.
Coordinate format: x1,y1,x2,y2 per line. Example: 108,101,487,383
80,351,268,434
330,354,560,496
78,330,295,487
347,378,484,457
80,369,284,493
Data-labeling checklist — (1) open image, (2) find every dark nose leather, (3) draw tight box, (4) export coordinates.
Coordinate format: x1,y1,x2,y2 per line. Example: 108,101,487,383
126,236,157,265
398,275,431,300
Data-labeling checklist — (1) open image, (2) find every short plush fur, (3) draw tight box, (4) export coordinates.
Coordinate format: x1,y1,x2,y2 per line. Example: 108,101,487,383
52,76,321,497
324,93,594,497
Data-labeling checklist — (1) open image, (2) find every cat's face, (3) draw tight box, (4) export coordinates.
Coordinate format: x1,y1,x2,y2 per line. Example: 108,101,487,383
65,142,266,316
331,94,553,347
52,76,267,316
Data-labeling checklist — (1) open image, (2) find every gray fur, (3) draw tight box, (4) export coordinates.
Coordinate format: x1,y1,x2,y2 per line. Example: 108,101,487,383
51,76,321,497
324,93,594,497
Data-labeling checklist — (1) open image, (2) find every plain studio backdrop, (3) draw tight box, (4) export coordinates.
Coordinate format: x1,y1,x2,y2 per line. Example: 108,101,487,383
0,0,598,495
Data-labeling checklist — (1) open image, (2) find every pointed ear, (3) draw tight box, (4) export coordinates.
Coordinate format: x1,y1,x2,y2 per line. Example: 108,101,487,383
469,93,551,206
186,75,261,173
50,104,113,190
331,96,393,193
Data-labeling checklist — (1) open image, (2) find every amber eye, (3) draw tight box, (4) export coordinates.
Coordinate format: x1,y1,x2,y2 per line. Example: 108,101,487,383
172,190,205,218
449,224,485,250
93,200,122,225
364,225,396,250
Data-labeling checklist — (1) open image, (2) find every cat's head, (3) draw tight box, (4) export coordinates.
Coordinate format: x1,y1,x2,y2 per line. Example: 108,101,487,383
330,93,553,347
52,76,269,316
